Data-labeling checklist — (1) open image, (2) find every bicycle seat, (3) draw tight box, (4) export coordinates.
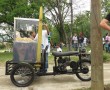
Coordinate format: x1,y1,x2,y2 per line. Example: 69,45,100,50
52,51,79,57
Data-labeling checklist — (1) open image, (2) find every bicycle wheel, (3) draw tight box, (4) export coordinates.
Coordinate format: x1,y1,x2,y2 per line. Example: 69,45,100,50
76,60,91,81
10,63,34,87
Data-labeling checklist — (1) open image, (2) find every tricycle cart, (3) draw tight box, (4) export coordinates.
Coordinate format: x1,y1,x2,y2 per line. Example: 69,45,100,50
5,8,91,87
6,46,91,87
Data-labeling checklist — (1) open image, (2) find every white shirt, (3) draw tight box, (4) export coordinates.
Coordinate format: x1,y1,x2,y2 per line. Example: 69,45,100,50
34,30,49,52
102,38,105,44
83,37,87,43
16,31,21,38
72,36,78,43
57,47,62,52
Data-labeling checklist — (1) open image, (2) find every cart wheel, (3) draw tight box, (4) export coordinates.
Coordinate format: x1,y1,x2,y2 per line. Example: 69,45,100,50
10,63,34,87
76,60,91,81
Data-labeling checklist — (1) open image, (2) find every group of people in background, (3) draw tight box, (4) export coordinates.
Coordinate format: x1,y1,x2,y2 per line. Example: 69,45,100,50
72,32,89,51
28,12,110,73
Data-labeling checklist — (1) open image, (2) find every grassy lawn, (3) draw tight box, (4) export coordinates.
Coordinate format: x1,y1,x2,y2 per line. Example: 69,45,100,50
103,51,110,62
0,46,110,64
0,47,80,65
0,52,13,62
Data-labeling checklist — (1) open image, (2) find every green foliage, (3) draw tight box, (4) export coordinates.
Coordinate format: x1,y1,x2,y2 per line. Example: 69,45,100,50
0,0,47,42
0,52,13,63
64,24,71,38
103,52,110,62
0,0,45,26
0,47,110,64
73,11,90,37
51,28,60,44
0,44,5,49
102,0,110,14
44,0,70,43
100,0,110,36
0,0,92,44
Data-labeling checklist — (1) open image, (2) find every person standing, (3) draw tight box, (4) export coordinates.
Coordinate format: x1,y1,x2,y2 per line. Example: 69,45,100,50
48,32,52,55
34,23,49,72
78,32,84,48
102,36,105,50
83,36,88,47
72,33,78,51
105,33,110,52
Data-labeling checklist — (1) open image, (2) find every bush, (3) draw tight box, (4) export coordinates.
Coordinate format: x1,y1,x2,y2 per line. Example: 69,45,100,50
103,53,110,62
51,28,60,44
0,44,5,49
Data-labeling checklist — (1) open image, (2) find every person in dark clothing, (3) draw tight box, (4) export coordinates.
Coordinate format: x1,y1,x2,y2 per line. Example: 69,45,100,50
78,33,84,48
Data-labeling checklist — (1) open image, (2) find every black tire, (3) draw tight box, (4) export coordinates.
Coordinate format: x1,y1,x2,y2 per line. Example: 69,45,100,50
76,60,91,81
10,63,34,87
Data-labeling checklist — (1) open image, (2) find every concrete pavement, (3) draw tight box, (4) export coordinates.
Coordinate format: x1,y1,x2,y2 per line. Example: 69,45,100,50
0,63,110,90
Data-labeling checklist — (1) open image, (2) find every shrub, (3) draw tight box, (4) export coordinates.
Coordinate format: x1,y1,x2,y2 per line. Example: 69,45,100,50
103,53,110,62
0,44,5,49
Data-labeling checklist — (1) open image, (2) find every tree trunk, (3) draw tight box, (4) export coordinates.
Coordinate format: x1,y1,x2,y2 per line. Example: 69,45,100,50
69,0,73,51
57,0,68,45
90,0,104,90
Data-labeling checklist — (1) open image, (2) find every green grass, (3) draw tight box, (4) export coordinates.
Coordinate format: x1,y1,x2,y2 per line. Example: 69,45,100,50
0,52,13,62
103,51,110,62
0,46,110,64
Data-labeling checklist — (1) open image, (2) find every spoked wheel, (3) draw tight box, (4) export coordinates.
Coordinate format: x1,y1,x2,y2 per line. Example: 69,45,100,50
76,60,91,81
10,63,34,87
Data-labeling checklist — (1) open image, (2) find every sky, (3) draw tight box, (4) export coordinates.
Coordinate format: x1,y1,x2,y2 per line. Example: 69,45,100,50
72,0,91,14
63,0,91,22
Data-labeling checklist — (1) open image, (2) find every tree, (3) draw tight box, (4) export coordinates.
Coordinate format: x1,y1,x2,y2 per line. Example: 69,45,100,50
0,0,44,42
73,11,90,37
0,24,13,42
101,0,110,15
44,0,70,45
0,0,43,26
91,0,104,90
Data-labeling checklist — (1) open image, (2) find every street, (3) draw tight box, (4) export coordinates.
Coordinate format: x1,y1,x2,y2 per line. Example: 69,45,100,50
0,63,110,90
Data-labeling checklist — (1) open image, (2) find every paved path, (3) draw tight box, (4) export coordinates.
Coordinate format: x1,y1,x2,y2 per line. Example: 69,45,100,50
0,63,110,90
